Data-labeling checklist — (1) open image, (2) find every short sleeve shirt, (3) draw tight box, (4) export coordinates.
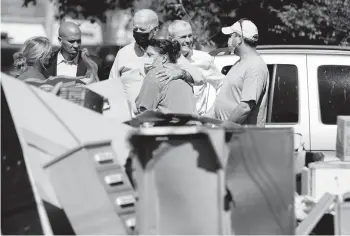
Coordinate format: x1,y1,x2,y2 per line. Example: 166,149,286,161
214,55,269,126
135,67,197,114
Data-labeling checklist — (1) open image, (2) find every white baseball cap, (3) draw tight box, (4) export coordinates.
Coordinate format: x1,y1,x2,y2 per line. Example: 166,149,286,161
221,19,259,42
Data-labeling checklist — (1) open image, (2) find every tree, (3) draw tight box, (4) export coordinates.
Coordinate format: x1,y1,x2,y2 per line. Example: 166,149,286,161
270,0,350,45
22,0,133,22
22,0,350,47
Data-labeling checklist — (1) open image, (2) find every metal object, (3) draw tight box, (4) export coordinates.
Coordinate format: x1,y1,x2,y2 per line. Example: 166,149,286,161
116,195,136,207
335,192,350,235
58,86,105,114
225,128,295,235
209,45,350,56
295,192,337,235
130,126,228,235
104,174,123,185
1,84,54,235
94,152,114,163
44,141,136,235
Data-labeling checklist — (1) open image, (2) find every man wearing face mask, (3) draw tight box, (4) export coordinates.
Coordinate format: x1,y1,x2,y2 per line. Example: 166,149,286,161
108,9,204,116
45,21,102,83
213,19,269,127
168,20,225,116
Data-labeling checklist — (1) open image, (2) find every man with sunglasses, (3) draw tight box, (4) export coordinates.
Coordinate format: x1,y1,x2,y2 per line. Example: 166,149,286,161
213,19,269,127
45,21,102,81
108,9,204,115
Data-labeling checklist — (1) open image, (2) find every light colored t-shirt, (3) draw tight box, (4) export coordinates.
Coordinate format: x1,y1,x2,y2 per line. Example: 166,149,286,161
108,43,147,115
135,66,197,114
214,55,269,126
188,50,224,115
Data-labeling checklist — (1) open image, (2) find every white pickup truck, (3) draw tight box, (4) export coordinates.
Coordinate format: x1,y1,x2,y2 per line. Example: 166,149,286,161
209,45,350,159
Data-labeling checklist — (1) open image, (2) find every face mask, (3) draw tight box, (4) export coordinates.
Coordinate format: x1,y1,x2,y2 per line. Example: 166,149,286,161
133,31,151,48
228,35,243,54
144,57,155,74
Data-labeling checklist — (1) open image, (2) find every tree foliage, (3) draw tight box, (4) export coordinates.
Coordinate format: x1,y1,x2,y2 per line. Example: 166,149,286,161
22,0,133,22
270,0,350,45
22,0,350,47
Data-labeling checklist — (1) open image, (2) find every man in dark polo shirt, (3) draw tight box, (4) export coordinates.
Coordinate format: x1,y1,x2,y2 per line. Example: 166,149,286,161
213,19,269,127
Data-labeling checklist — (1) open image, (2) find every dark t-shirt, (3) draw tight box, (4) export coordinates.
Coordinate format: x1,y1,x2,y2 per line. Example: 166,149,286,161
135,66,197,114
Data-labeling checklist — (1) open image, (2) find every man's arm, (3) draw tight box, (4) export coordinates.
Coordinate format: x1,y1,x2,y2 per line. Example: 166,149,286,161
191,52,224,89
176,55,204,85
228,101,254,124
205,56,225,90
156,55,205,85
108,51,121,80
228,67,266,124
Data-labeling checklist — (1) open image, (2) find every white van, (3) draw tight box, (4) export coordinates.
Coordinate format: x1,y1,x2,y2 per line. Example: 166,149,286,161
210,45,350,159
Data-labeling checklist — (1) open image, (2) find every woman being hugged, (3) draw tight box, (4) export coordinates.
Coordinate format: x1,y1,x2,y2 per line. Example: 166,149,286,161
12,36,52,81
135,39,197,115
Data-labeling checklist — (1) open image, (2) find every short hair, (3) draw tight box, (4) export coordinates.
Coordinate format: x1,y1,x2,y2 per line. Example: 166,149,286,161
133,9,159,30
168,20,192,39
13,36,52,77
148,39,181,63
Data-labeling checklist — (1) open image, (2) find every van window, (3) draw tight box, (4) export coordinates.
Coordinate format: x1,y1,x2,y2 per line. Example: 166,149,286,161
267,64,299,123
318,65,350,124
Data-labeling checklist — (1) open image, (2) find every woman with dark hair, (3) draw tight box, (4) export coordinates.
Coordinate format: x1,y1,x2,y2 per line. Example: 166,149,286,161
12,36,52,81
135,39,197,114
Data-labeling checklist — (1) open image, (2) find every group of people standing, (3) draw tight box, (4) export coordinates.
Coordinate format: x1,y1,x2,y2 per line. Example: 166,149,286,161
10,8,331,225
12,8,269,127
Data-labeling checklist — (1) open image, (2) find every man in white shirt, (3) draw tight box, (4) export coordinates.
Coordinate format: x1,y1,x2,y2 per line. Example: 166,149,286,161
168,20,225,115
108,9,205,115
45,21,102,81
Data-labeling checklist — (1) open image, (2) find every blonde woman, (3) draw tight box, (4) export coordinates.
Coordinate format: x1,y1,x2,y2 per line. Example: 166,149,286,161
12,36,52,81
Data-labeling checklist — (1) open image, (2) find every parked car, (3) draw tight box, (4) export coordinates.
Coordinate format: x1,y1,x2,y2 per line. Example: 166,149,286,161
210,45,350,158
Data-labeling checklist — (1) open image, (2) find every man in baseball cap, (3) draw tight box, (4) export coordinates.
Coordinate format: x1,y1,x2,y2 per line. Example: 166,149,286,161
221,18,259,53
212,19,269,127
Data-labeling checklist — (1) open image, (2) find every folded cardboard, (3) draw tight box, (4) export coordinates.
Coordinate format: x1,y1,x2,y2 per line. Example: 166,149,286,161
336,116,350,161
307,161,350,201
